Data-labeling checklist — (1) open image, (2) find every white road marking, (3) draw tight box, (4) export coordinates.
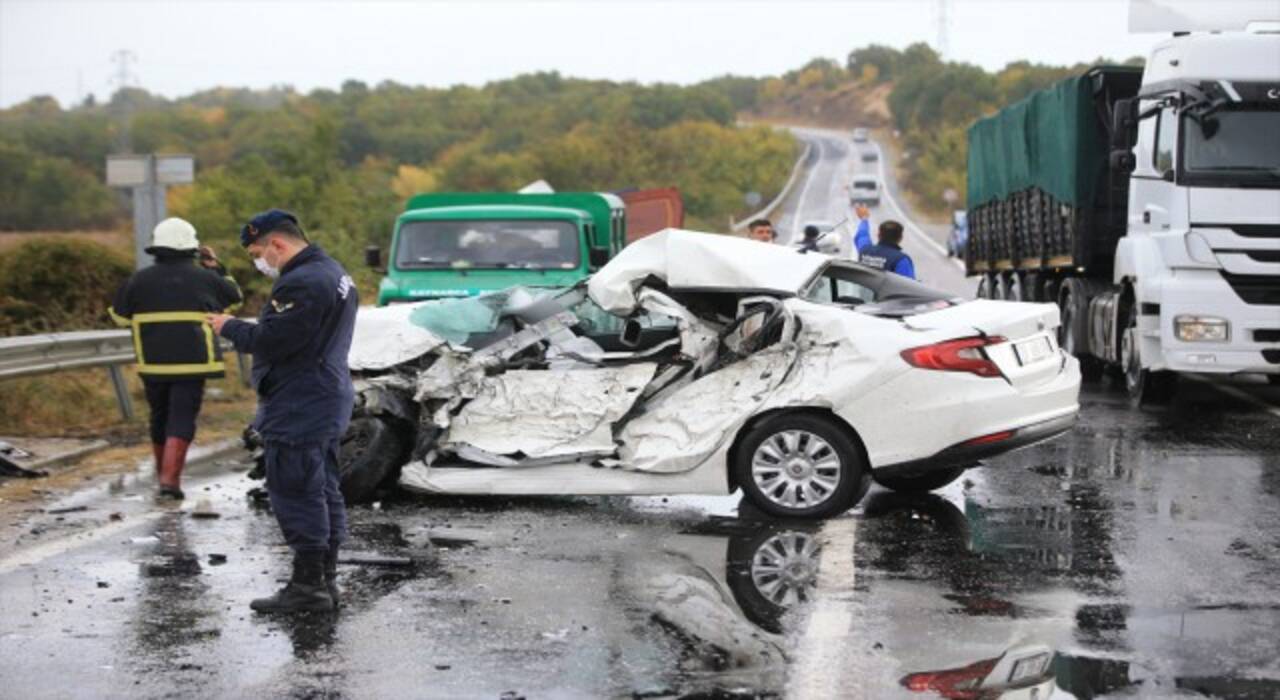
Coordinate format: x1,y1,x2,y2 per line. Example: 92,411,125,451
871,139,965,271
787,516,859,700
791,136,828,242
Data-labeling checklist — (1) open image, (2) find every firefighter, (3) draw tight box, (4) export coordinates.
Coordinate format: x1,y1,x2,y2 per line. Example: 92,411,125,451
853,203,916,279
208,209,358,613
109,217,243,500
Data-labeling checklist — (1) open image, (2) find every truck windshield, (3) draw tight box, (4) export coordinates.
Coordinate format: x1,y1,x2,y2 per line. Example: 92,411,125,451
395,219,581,270
1183,108,1280,184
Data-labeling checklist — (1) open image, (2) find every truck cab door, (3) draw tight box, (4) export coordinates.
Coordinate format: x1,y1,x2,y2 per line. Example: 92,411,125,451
1129,104,1186,237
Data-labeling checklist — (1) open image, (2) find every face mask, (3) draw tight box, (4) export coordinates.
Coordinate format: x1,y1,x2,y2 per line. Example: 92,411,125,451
254,256,279,278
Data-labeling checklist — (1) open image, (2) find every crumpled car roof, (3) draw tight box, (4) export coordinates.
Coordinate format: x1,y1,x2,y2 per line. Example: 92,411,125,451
587,229,829,314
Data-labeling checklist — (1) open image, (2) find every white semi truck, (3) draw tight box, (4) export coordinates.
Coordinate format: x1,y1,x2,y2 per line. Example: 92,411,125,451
965,1,1280,404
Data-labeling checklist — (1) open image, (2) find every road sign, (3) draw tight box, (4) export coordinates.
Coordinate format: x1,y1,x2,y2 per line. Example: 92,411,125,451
155,155,194,184
106,155,150,187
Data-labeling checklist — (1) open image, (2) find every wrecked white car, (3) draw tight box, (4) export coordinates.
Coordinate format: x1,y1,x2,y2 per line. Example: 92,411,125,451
338,229,1081,519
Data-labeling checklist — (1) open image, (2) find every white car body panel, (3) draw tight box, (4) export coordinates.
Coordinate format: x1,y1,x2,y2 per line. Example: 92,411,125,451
379,230,1081,500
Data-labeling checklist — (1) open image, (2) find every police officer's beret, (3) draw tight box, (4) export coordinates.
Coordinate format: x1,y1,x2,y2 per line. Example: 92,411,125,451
240,209,301,247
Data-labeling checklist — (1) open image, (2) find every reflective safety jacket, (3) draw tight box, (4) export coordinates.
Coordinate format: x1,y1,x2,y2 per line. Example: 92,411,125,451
854,219,916,279
110,255,243,381
219,245,358,445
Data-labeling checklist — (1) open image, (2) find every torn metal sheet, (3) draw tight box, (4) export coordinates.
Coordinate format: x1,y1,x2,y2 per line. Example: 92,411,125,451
617,347,795,474
442,363,657,460
588,229,827,314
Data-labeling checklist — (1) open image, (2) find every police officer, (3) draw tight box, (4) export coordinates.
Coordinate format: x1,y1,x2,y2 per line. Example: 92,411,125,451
207,209,358,613
853,203,916,279
109,218,242,500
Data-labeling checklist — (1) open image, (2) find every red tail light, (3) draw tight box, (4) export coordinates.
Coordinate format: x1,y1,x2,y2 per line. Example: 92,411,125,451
900,336,1006,378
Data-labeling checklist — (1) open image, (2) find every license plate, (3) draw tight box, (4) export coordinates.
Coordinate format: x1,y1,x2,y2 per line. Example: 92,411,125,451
1014,337,1053,365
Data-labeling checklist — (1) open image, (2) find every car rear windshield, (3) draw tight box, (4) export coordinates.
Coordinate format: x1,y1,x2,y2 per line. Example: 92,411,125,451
395,219,581,270
802,261,959,315
853,180,877,189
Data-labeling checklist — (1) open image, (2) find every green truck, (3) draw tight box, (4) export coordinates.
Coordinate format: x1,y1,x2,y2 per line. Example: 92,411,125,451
366,192,629,305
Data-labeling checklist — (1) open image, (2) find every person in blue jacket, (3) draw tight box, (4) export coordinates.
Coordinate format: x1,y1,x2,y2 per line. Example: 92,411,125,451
208,209,358,614
852,203,916,279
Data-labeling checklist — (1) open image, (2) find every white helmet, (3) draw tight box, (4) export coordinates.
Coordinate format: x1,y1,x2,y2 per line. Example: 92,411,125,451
148,217,199,252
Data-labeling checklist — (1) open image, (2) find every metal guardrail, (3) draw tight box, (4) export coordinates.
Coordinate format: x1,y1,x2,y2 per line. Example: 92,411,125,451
0,329,250,420
731,138,815,233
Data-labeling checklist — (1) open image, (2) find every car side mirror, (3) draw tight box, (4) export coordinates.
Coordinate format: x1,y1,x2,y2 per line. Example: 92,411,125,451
589,248,610,269
1109,149,1136,174
619,318,643,348
365,245,383,270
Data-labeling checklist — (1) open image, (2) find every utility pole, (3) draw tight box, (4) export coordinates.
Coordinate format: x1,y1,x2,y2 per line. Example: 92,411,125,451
109,49,138,152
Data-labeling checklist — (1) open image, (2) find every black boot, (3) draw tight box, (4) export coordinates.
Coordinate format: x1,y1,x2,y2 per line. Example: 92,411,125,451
324,546,341,605
250,552,334,613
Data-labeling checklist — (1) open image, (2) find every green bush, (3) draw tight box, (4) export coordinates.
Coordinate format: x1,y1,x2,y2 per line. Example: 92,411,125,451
0,238,132,334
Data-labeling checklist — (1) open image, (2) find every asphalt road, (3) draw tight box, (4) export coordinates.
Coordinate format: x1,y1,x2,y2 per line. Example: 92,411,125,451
2,130,1279,700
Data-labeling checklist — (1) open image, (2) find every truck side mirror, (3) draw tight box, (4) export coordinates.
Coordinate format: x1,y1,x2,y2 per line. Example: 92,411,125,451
589,248,610,269
1110,149,1136,174
1111,98,1139,149
364,245,383,269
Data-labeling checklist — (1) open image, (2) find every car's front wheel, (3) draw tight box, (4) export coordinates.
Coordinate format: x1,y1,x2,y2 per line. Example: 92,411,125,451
338,416,410,503
872,466,965,493
735,413,866,519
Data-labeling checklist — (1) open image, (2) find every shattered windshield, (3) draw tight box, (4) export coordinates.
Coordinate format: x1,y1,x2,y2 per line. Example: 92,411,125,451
395,219,582,270
408,288,559,346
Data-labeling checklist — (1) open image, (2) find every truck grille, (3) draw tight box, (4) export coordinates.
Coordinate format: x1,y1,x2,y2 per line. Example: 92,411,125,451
1221,272,1280,305
1244,250,1280,264
1256,330,1280,343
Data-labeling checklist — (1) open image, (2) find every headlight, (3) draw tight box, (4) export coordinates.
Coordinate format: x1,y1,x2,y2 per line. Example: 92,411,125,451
1174,315,1229,342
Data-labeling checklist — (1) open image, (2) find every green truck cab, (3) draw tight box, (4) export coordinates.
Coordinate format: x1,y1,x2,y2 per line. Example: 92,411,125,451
367,192,626,305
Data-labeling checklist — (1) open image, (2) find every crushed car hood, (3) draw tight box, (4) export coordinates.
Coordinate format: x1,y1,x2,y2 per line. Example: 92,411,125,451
588,229,828,314
348,302,447,371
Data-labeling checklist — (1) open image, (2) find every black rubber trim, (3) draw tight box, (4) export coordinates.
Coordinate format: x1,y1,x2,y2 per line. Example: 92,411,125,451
1140,303,1160,316
873,412,1077,479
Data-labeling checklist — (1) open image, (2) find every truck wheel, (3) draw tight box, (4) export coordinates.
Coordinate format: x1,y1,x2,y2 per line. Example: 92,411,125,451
976,275,993,299
1121,313,1177,406
872,466,965,493
338,416,410,503
735,413,867,519
1006,273,1026,302
1058,279,1102,381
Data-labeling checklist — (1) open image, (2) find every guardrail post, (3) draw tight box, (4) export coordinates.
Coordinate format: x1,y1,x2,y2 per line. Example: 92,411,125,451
106,365,134,421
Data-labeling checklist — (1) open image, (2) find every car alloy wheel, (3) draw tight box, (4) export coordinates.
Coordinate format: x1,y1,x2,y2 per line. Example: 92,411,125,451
751,430,842,510
750,531,820,607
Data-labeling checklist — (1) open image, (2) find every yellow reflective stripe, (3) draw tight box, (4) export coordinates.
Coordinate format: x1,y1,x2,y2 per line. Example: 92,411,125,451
129,311,220,368
132,311,211,323
137,361,225,375
108,306,131,327
222,275,244,313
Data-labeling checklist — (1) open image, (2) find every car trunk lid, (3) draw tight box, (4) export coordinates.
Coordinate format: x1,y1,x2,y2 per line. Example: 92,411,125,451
902,300,1064,389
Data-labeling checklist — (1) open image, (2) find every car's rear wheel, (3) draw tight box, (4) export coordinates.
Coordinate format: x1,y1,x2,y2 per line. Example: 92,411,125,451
872,466,965,493
338,416,410,503
735,413,866,519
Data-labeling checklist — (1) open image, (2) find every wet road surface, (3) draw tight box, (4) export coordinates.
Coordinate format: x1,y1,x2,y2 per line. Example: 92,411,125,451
2,129,1279,699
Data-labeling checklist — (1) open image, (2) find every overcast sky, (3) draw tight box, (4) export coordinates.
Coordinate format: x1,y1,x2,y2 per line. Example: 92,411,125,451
0,0,1158,108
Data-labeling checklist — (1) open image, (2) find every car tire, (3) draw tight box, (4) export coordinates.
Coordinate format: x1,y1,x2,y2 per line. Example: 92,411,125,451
735,413,867,519
872,466,965,493
338,416,410,504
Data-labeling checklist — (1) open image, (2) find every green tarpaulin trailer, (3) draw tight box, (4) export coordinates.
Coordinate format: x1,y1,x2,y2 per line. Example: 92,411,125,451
965,66,1143,276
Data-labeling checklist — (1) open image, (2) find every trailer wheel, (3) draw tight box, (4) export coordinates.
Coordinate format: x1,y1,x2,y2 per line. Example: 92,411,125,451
1058,279,1102,381
976,275,993,299
1120,302,1177,406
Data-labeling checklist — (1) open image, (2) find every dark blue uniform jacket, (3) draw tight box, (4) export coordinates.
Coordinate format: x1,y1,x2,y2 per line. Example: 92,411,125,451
854,219,916,279
221,245,358,445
